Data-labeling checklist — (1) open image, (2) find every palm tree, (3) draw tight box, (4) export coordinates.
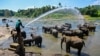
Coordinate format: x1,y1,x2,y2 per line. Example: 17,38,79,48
58,2,62,7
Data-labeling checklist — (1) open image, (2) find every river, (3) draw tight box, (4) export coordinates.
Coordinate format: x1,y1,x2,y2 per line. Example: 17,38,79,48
0,18,100,56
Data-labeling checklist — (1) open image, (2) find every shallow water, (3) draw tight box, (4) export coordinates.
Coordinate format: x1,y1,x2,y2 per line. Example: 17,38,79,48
0,18,100,56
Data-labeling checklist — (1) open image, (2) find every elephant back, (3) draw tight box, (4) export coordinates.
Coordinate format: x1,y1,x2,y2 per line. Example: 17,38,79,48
71,36,83,43
31,33,42,39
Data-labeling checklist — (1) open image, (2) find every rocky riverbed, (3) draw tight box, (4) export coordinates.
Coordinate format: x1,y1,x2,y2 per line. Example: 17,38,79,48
0,26,18,56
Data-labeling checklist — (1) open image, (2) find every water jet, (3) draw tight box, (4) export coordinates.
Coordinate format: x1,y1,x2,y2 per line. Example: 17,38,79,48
25,7,85,27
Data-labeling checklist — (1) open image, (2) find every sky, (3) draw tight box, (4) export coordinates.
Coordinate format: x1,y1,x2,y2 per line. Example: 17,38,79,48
0,0,100,11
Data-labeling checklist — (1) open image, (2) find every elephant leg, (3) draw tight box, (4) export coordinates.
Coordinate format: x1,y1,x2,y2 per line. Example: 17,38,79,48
40,43,42,47
12,37,15,42
61,38,64,49
38,42,41,47
38,43,40,47
66,45,70,53
78,48,82,56
86,31,89,36
93,28,95,32
56,33,58,38
35,41,38,46
32,40,35,45
29,42,31,46
66,43,70,53
35,41,37,45
39,38,42,47
44,30,46,33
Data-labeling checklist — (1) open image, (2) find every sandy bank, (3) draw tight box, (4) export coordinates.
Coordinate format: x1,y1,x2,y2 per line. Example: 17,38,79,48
0,26,13,44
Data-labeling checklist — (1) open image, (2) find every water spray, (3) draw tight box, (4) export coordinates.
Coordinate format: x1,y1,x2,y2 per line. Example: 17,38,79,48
25,7,68,27
25,7,85,27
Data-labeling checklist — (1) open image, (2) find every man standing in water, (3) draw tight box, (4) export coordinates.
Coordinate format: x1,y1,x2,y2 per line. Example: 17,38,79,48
15,19,24,33
15,19,25,56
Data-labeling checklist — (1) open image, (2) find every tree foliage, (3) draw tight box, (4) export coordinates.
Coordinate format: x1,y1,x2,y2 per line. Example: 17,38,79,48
0,9,15,17
0,5,57,18
77,5,100,17
0,5,100,18
15,5,57,18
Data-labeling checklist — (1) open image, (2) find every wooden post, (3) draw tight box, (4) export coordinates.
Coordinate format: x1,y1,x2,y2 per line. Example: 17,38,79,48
17,31,25,56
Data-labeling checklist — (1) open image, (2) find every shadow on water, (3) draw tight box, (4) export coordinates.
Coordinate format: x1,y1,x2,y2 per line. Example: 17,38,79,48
70,50,89,56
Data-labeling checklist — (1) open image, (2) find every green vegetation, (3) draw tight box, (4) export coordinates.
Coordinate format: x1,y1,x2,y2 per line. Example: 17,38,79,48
84,15,100,20
77,5,100,17
43,8,80,19
0,5,58,18
0,5,100,20
0,9,15,17
15,5,58,18
43,12,78,19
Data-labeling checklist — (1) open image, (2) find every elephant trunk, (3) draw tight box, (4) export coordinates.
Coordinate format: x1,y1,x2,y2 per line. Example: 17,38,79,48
61,37,64,49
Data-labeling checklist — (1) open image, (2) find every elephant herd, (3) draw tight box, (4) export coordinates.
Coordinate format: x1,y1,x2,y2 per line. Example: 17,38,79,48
11,28,42,47
10,22,96,56
43,22,96,38
42,22,96,56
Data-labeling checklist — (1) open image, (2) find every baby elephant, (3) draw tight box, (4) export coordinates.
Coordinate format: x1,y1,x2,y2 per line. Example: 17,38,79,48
31,33,42,47
50,29,58,38
23,39,34,46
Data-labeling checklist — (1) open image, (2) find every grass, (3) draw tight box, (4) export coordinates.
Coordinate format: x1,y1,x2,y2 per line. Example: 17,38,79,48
42,13,78,20
84,15,100,20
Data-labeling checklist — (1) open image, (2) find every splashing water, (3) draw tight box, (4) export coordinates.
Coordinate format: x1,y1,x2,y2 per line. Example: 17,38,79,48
73,8,85,25
25,7,85,27
75,9,85,25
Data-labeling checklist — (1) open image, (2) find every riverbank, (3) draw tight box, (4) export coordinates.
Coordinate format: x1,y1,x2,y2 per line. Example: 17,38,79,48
1,15,100,22
0,49,18,56
0,26,18,56
84,15,100,20
0,27,12,41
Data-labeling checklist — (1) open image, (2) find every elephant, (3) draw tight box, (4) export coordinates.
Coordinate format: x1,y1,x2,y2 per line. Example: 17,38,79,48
11,29,26,42
62,29,84,39
72,29,84,39
11,29,17,42
23,39,34,46
61,36,85,56
55,25,64,33
50,29,58,38
79,27,89,36
55,23,71,33
83,23,96,32
62,30,73,36
42,26,51,33
63,23,72,29
2,18,7,23
30,33,42,47
87,25,96,32
6,23,9,29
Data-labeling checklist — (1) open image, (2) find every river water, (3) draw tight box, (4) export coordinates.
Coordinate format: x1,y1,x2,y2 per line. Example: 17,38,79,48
0,18,100,56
